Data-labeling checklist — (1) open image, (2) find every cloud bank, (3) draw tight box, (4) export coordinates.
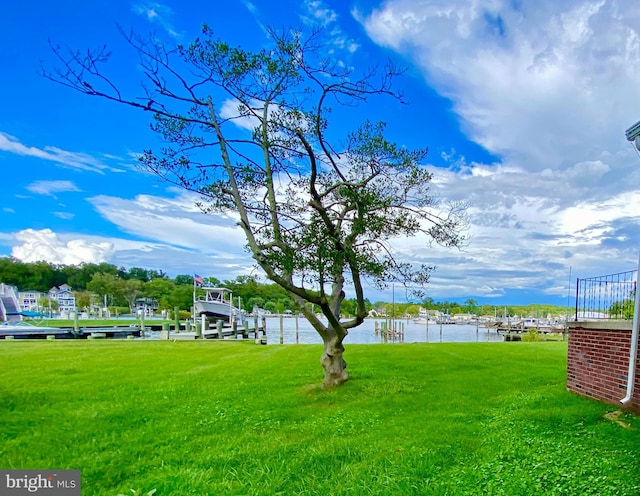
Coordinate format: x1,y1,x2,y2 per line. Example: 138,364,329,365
356,0,640,300
12,229,115,265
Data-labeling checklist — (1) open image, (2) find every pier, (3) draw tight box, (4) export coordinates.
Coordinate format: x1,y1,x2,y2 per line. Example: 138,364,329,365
0,315,267,342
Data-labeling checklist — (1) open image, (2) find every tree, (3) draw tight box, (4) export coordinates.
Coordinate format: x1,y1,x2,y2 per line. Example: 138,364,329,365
127,267,167,282
74,290,92,312
463,299,478,314
86,272,120,306
119,278,143,310
609,291,635,320
45,25,467,387
246,297,266,312
174,274,195,286
142,278,176,305
421,297,436,309
38,296,59,316
167,284,195,311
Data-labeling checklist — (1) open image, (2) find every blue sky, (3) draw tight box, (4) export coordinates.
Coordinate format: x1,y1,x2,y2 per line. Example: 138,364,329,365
1,0,639,306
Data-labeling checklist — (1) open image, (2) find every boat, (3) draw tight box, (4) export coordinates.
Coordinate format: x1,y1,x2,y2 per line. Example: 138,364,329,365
193,287,241,322
413,317,437,325
0,321,74,339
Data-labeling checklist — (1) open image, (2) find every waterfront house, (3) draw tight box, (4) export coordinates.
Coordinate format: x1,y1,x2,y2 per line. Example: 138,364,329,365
48,284,77,318
18,290,45,313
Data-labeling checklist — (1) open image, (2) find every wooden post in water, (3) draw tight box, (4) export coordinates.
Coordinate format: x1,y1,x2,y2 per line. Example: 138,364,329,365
295,315,299,344
174,306,180,333
217,320,224,339
161,322,170,340
279,315,284,344
193,317,200,338
200,315,207,338
232,319,238,338
73,311,80,336
261,316,267,345
242,317,249,339
254,314,259,341
140,311,145,339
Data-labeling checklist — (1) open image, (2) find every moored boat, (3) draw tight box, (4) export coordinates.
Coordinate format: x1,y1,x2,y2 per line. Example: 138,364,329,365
0,321,74,339
413,317,437,325
193,286,241,322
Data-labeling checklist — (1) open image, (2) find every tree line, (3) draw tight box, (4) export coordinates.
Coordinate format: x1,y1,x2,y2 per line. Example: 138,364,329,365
1,258,573,318
0,258,297,314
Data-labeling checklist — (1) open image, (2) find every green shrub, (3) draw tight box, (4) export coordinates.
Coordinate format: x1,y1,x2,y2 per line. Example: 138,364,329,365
175,310,191,320
109,306,131,316
522,329,545,342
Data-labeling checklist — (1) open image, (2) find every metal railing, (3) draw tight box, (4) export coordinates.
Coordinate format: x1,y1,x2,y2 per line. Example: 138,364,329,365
575,269,637,320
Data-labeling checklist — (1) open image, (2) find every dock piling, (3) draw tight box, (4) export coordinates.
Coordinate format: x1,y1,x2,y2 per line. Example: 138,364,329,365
216,320,223,339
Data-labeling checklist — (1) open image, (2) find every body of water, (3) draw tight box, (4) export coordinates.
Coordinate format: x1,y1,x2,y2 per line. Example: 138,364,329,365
262,317,504,345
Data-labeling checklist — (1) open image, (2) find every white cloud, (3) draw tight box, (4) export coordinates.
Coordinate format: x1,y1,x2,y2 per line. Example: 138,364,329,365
52,212,75,220
87,190,247,253
132,1,180,38
302,0,338,27
219,99,261,132
354,0,640,299
9,208,254,281
12,229,115,265
358,0,640,168
0,131,118,174
26,180,80,197
301,0,359,58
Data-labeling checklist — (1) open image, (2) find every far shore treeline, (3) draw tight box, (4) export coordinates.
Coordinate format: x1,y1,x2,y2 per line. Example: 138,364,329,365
0,258,569,318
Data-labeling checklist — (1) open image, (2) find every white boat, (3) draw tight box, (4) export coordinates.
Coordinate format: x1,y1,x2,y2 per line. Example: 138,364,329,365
193,287,241,322
413,317,437,325
0,321,72,339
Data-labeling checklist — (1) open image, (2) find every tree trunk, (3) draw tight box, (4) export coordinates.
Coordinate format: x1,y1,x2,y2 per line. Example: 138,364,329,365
321,338,348,388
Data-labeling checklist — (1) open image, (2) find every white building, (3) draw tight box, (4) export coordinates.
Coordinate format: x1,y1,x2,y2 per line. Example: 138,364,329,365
18,290,45,312
49,284,77,317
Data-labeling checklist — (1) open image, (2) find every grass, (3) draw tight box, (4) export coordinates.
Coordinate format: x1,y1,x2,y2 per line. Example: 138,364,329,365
0,341,638,495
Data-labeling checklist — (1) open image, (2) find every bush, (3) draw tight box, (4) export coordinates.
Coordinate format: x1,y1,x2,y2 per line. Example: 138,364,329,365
109,306,131,316
522,329,544,342
174,310,192,320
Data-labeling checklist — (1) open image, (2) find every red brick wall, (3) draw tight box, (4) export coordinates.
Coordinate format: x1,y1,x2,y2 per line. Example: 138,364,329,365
567,325,640,414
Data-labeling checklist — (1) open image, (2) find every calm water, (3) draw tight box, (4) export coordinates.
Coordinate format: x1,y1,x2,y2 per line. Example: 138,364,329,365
262,317,504,345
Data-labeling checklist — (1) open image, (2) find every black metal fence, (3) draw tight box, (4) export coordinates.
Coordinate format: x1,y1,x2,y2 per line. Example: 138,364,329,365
575,269,637,320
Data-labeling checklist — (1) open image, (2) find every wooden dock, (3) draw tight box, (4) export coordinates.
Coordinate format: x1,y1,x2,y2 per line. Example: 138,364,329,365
159,315,267,343
0,317,266,342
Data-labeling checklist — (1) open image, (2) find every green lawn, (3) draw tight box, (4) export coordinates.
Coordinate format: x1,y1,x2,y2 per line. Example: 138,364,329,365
0,341,638,495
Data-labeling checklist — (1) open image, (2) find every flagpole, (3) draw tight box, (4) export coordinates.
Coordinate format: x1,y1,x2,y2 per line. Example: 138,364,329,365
193,275,196,323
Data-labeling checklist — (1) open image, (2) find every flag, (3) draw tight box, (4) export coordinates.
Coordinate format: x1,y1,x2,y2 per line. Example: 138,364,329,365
194,274,204,287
